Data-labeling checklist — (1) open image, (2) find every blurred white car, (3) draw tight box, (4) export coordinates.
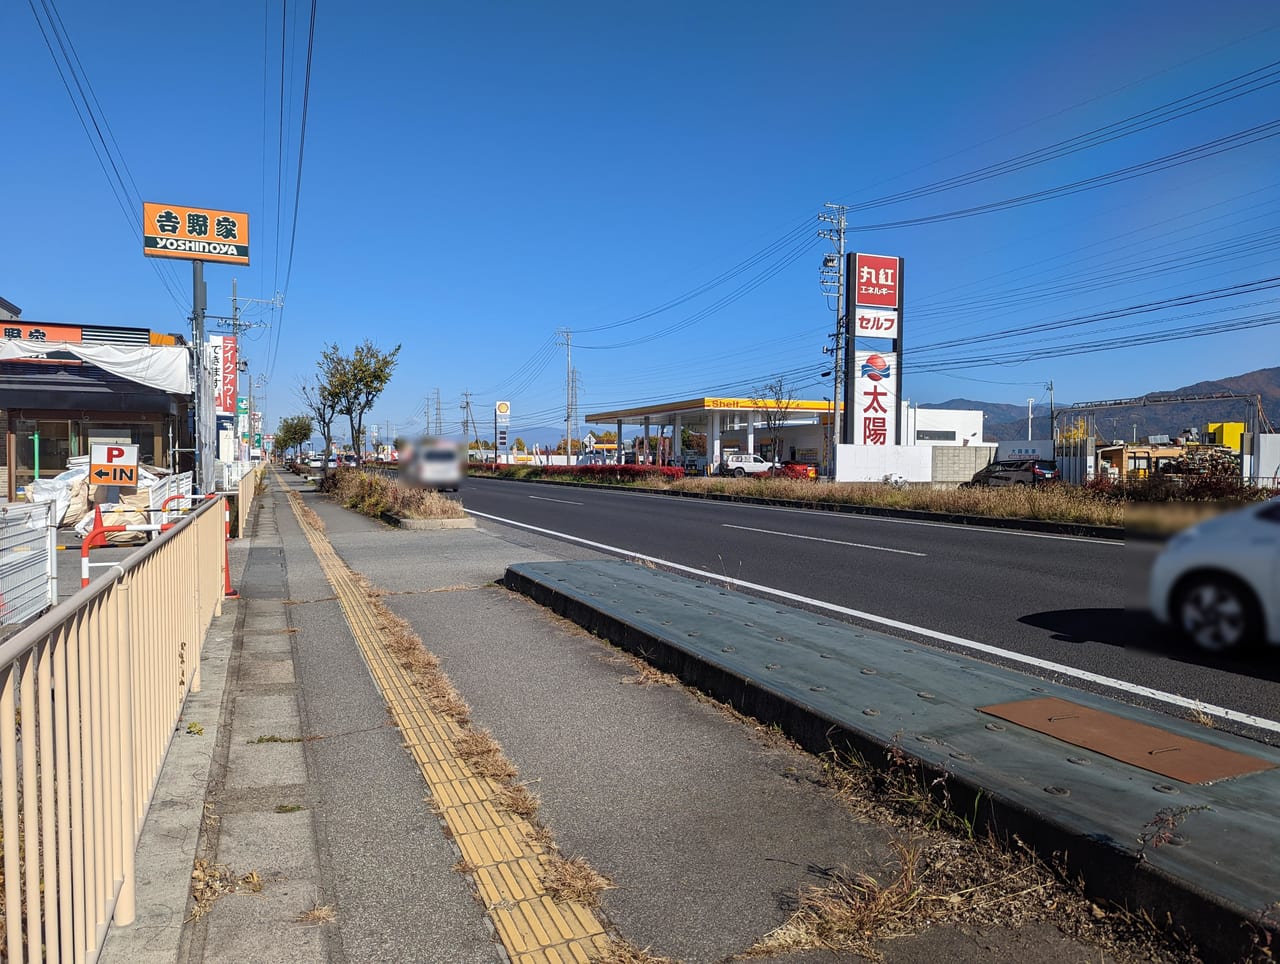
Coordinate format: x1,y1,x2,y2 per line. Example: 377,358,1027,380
405,439,462,491
1148,499,1280,653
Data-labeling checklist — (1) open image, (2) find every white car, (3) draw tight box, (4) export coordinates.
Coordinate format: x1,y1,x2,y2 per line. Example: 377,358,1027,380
718,453,777,477
1148,499,1280,653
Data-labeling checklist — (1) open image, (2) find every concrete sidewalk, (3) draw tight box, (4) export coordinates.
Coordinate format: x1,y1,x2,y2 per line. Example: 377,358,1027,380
103,472,1216,963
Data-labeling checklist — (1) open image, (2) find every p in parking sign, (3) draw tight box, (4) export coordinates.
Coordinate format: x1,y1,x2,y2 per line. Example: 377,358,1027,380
90,443,139,485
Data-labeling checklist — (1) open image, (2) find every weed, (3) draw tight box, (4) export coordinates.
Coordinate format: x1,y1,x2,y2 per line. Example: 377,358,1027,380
187,859,265,920
494,782,541,819
248,734,303,744
185,721,205,736
274,804,304,814
1137,805,1212,861
1187,705,1216,728
295,902,336,925
538,855,615,908
454,729,518,782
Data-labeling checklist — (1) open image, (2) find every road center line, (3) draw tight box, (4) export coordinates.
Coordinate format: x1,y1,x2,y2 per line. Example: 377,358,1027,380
722,523,927,556
528,495,584,505
465,508,1280,734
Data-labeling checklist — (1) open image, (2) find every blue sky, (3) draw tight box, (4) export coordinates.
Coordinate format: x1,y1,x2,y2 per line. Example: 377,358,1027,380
5,0,1279,444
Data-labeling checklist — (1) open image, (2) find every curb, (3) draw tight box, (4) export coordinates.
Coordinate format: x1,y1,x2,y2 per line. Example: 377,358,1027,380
503,565,1269,962
379,511,475,530
470,474,1124,540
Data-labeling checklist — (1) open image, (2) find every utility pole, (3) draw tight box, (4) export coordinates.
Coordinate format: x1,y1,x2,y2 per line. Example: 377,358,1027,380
434,390,443,436
818,203,847,476
1046,380,1056,444
460,392,480,450
191,261,208,490
566,330,574,460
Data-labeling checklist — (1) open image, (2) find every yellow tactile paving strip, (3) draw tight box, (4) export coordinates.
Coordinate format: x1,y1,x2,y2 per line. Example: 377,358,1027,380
285,490,612,962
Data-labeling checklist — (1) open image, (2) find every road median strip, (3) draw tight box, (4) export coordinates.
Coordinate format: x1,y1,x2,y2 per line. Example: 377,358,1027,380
504,558,1280,962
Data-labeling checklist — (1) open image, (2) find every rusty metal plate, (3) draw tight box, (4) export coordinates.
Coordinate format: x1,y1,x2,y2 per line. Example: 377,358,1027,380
977,697,1276,784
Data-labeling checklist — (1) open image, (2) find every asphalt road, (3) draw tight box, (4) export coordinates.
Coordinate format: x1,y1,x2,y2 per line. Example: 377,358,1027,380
460,476,1280,742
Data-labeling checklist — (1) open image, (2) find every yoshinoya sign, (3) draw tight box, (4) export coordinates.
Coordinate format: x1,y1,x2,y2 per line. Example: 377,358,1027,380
851,253,901,309
143,202,249,265
853,350,898,446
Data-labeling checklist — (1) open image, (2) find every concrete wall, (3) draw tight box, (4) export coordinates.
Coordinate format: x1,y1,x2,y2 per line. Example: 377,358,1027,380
834,445,932,483
932,444,997,485
1251,434,1280,485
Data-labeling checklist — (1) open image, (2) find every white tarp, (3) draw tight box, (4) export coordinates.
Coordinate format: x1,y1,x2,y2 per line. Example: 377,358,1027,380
0,339,192,394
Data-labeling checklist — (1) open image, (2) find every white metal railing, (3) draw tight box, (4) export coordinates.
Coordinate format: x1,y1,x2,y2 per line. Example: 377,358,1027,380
147,472,194,528
0,496,225,962
217,461,256,492
0,501,58,627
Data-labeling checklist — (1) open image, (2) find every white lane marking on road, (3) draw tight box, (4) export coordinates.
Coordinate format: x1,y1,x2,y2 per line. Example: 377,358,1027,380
722,523,927,556
466,508,1280,734
528,495,584,506
471,477,1120,546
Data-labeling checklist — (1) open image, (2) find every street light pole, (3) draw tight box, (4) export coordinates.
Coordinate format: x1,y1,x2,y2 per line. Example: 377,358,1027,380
1027,398,1035,441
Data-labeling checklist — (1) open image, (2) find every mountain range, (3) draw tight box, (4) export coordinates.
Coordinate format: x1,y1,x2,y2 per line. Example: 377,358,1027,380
932,366,1280,442
498,368,1280,448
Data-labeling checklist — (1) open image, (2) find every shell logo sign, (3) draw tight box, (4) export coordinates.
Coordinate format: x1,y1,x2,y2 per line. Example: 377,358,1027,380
143,202,250,265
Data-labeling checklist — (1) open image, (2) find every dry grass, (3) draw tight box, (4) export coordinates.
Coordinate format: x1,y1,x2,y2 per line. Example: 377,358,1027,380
288,492,326,534
494,781,542,819
796,748,1202,962
1187,706,1217,728
329,468,466,521
187,859,265,920
454,728,519,783
539,855,615,908
295,902,336,925
669,476,1124,527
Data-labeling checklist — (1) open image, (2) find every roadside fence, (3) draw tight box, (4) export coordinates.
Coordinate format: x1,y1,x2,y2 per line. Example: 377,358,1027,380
236,463,264,536
0,495,225,962
0,501,58,628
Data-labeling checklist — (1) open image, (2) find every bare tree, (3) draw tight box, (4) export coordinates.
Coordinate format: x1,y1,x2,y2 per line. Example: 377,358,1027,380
322,340,402,466
751,376,798,463
298,374,340,471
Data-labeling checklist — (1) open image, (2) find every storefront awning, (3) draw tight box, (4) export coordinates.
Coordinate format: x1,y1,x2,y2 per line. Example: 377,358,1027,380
0,339,191,395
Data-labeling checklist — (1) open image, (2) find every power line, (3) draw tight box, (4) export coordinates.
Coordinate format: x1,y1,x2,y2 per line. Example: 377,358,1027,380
27,0,188,312
840,60,1280,215
851,120,1280,231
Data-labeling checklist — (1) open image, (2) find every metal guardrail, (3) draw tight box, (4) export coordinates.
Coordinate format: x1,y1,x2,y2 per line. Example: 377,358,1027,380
0,502,57,627
0,496,225,962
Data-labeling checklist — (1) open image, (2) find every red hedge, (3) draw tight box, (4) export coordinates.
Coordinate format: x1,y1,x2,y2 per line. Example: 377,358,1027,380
518,464,684,481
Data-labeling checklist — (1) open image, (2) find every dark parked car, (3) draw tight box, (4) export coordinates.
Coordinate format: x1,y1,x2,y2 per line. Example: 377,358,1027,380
962,459,1059,487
